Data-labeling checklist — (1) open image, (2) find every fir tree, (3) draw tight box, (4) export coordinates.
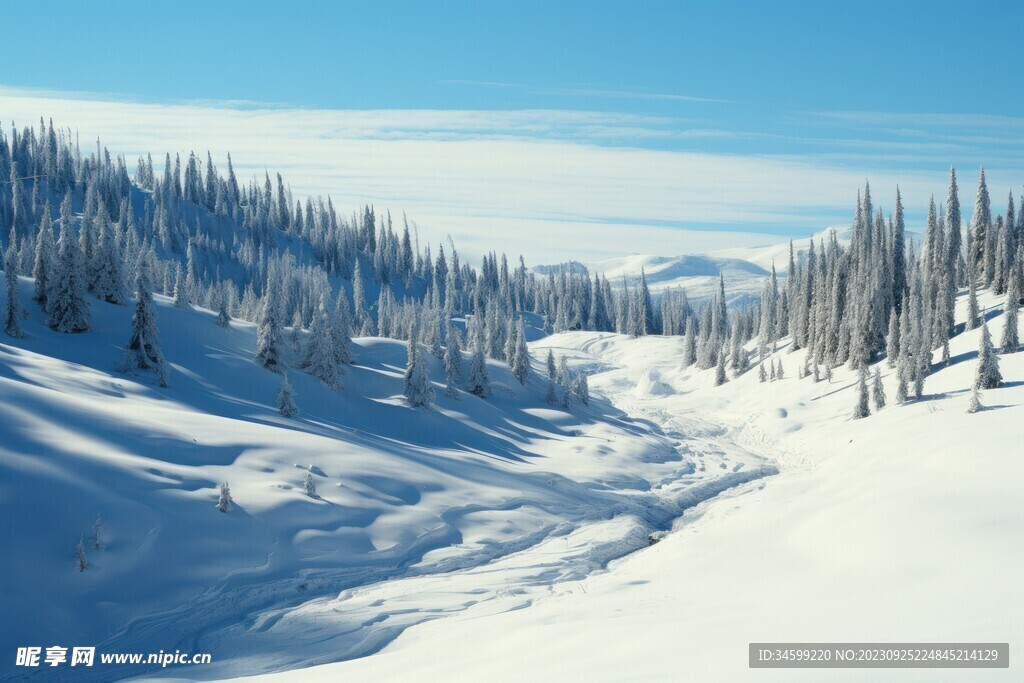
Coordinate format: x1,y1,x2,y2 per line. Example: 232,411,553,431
546,348,556,380
277,374,298,417
216,295,231,327
172,264,189,308
443,328,464,397
404,339,435,407
572,372,590,405
93,220,127,304
216,482,233,512
302,298,341,388
120,267,168,386
853,365,871,419
975,321,1002,389
304,472,318,498
32,209,56,309
47,196,91,333
256,275,283,371
886,307,900,368
966,385,982,414
714,347,728,386
511,319,530,385
758,362,767,383
75,537,88,572
776,359,785,380
467,348,490,397
871,366,886,409
1001,255,1020,353
4,228,23,338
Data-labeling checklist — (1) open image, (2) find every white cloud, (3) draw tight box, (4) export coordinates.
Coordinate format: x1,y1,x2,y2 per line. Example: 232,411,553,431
1,87,1019,264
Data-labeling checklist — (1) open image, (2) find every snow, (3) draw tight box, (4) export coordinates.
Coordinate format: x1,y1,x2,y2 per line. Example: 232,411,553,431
233,288,1022,683
0,276,770,680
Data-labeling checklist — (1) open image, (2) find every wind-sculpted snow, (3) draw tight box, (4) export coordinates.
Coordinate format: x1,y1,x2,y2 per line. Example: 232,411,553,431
0,277,775,681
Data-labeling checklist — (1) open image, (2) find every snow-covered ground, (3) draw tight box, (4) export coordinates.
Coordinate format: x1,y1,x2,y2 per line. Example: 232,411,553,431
234,288,1023,682
0,275,772,681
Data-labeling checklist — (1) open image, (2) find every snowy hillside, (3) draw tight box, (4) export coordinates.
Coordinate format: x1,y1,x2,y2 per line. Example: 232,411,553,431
243,285,1023,683
0,275,773,680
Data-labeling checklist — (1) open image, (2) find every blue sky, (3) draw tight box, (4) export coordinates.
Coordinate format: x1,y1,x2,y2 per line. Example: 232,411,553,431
0,1,1021,261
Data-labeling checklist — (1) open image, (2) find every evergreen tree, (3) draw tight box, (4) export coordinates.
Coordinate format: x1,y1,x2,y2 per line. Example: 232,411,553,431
467,348,490,397
871,366,886,409
404,339,435,407
545,379,558,405
572,372,590,405
216,294,231,327
91,514,104,550
92,220,127,304
885,307,900,367
216,482,233,512
443,328,464,397
75,537,88,572
776,358,785,380
304,472,318,498
714,346,728,386
4,228,24,338
47,196,91,333
172,264,189,308
966,385,982,414
975,321,1002,389
256,275,283,371
681,318,696,369
120,267,168,386
758,362,767,383
511,319,530,384
1001,254,1020,353
32,209,56,309
277,374,298,417
853,364,871,419
302,298,341,388
546,348,556,380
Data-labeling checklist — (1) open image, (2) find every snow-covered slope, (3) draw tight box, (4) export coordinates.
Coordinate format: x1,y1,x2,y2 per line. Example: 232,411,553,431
246,287,1023,683
0,276,772,681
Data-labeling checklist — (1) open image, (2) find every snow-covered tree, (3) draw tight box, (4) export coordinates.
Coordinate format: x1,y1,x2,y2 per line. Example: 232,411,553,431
304,472,318,498
302,298,341,388
1001,254,1020,353
216,294,231,327
4,228,23,338
32,209,56,309
872,366,886,409
967,385,982,414
975,321,1002,390
572,372,590,405
714,346,728,386
75,537,88,572
92,220,127,304
758,362,767,383
443,328,463,397
510,319,530,385
120,267,168,386
172,264,188,308
404,339,435,407
278,374,298,417
256,274,284,372
467,347,490,397
213,482,232,513
47,196,91,334
853,364,871,419
91,515,104,550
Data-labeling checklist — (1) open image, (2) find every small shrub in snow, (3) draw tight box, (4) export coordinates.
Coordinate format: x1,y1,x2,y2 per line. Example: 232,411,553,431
278,375,298,417
304,473,318,498
216,482,233,513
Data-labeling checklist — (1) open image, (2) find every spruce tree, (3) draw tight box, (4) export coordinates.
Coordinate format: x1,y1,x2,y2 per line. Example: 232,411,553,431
1001,255,1020,353
256,275,283,371
885,307,900,367
853,365,870,419
443,328,464,397
404,339,435,407
4,228,23,338
511,319,530,384
302,298,341,388
216,295,231,327
758,362,767,383
277,374,298,417
120,267,167,386
216,482,233,512
966,385,982,414
467,348,490,397
172,264,189,308
93,220,127,304
546,348,556,380
47,196,91,333
572,373,590,405
975,321,1002,389
872,366,886,409
32,209,56,310
714,347,728,386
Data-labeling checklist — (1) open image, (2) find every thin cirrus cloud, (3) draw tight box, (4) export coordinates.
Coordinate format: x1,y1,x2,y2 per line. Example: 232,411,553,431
0,85,1019,263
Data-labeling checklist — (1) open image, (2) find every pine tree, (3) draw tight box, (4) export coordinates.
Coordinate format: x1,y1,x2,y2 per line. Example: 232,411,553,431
885,307,900,367
966,385,982,414
776,359,785,379
975,321,1002,389
277,374,298,417
511,319,530,385
1001,255,1020,353
443,328,464,397
120,267,167,386
47,196,91,333
75,537,88,572
966,269,980,331
871,367,886,409
714,347,728,386
545,379,558,405
572,372,590,405
332,292,355,365
256,275,283,371
546,348,556,380
681,318,696,368
216,483,233,512
172,264,188,308
32,209,56,309
467,348,490,397
404,339,435,407
91,514,104,550
304,472,318,498
216,294,231,327
758,362,767,383
853,364,871,419
93,220,127,304
4,228,23,338
302,298,341,388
